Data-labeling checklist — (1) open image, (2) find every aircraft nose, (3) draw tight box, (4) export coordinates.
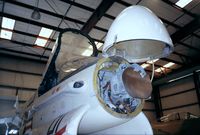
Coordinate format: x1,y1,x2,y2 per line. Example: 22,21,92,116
122,67,152,99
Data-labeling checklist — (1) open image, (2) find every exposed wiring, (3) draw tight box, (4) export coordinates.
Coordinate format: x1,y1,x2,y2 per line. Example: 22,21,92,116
150,62,155,82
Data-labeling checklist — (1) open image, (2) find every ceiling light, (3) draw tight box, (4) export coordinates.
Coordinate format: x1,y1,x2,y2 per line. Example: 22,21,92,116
95,41,103,49
147,59,159,64
51,43,57,53
9,129,18,134
0,29,12,40
88,42,103,50
2,17,15,30
175,0,192,8
155,67,165,73
35,38,47,47
31,0,41,20
141,63,150,68
64,68,76,72
81,49,93,56
31,8,41,20
39,27,53,38
163,62,175,68
168,73,192,83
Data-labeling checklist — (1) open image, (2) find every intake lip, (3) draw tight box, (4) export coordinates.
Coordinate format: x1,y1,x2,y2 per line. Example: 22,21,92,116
122,67,152,99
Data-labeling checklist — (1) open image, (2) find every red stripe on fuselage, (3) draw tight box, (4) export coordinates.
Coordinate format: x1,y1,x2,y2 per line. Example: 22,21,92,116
55,125,67,135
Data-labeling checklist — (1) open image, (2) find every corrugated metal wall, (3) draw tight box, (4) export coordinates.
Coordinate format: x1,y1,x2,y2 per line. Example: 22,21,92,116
159,76,200,116
0,54,45,110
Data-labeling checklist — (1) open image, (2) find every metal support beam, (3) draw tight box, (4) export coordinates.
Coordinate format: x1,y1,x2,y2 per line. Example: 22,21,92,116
160,88,195,98
173,51,198,63
59,0,95,12
0,48,48,59
5,0,107,32
5,0,84,25
0,12,62,31
60,0,187,35
153,65,200,86
0,12,63,31
0,96,26,103
0,31,102,56
0,48,48,62
177,41,200,52
16,88,19,96
59,0,115,21
116,0,183,29
0,67,42,76
152,86,163,120
13,28,56,42
0,26,56,42
162,102,199,111
171,17,200,43
193,71,200,107
161,0,196,18
0,38,52,51
81,0,115,33
0,84,37,91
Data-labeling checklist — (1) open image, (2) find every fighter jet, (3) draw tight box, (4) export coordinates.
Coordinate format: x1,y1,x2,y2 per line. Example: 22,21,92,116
1,5,173,135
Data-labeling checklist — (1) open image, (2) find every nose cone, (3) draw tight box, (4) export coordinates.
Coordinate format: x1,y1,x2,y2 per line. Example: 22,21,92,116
103,5,173,63
122,67,152,99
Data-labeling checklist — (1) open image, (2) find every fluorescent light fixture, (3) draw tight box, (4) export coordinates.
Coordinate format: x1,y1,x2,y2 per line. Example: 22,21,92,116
175,0,192,8
39,27,53,38
81,49,93,56
64,68,76,72
88,42,103,50
52,44,56,53
2,17,15,30
35,38,47,47
147,59,159,64
0,29,12,40
141,63,150,68
51,39,58,53
163,62,175,68
96,43,103,49
95,41,103,49
155,67,165,73
168,69,200,83
168,73,192,83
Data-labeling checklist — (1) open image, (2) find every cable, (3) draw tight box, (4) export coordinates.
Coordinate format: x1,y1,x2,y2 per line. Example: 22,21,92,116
5,122,9,135
150,62,155,82
41,0,75,58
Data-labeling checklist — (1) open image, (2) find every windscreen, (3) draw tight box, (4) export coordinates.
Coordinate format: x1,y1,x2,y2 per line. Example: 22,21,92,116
55,30,98,81
38,29,98,95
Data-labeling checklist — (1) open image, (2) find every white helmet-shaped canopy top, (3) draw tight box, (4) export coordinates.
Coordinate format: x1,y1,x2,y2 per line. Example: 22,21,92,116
103,5,173,63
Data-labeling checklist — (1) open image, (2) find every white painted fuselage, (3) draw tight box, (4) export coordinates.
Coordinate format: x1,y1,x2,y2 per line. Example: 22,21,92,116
23,63,152,135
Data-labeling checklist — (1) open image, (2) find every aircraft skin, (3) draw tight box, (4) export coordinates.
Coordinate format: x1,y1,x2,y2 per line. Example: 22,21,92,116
22,62,153,135
1,4,174,134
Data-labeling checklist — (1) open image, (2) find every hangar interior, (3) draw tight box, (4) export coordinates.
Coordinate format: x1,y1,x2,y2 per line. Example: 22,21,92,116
0,0,200,134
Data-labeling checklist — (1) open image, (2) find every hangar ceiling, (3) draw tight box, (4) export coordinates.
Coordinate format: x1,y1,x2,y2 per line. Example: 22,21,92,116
0,0,200,78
